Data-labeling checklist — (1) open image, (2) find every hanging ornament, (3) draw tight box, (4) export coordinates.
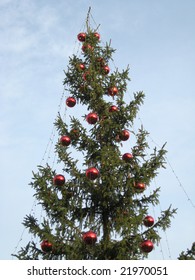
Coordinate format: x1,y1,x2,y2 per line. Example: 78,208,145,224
78,63,85,71
70,129,80,139
119,130,130,141
66,97,76,107
109,105,119,112
60,135,71,147
82,43,93,53
134,182,146,191
122,153,133,162
41,240,53,253
86,112,98,124
93,32,100,41
143,216,154,227
82,230,97,245
53,174,65,186
102,65,110,75
140,240,154,253
77,32,86,42
83,71,90,81
86,167,99,180
96,57,105,66
108,86,118,96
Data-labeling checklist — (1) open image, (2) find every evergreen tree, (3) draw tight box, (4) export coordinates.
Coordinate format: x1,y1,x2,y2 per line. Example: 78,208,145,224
178,243,195,260
13,12,176,260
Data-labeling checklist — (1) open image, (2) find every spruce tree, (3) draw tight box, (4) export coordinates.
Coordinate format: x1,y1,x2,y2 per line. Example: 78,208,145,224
13,12,176,260
178,243,195,260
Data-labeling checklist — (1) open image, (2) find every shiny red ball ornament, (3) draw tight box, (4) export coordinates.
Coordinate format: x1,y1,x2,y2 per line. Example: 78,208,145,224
94,32,100,40
83,71,90,81
86,112,98,124
60,135,71,146
53,174,65,186
119,130,130,141
109,105,119,112
143,216,154,227
66,97,76,107
102,65,110,75
86,167,99,180
41,240,53,253
77,32,86,42
140,240,154,253
134,182,146,191
78,63,85,71
82,43,93,53
122,153,133,162
108,86,118,96
83,230,97,245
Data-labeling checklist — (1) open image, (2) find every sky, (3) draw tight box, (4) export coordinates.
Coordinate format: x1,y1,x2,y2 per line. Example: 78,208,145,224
0,0,195,260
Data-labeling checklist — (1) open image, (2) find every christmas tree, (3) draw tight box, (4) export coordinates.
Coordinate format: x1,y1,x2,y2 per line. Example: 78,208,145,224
178,243,195,260
13,11,176,260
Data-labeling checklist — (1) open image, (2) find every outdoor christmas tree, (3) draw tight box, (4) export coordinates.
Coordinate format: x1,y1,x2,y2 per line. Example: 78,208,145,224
14,11,176,260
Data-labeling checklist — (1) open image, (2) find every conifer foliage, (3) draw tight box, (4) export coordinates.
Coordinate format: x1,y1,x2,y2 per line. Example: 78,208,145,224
14,12,176,260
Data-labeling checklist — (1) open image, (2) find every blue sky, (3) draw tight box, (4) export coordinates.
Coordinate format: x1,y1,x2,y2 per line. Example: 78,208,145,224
0,0,195,259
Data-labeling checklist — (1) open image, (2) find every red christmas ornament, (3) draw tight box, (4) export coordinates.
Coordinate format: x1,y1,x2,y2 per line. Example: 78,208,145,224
70,129,79,139
78,63,85,71
83,71,90,81
94,32,100,40
109,105,119,112
140,240,154,253
41,240,53,253
77,32,86,42
86,112,98,124
53,174,65,186
60,135,71,146
82,43,93,53
86,167,99,180
122,153,133,162
96,57,105,66
134,182,146,191
102,65,110,75
66,97,76,107
119,130,130,141
83,230,97,245
108,86,118,96
143,216,154,227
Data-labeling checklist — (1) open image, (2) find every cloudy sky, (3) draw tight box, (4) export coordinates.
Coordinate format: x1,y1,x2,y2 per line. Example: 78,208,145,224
0,0,195,260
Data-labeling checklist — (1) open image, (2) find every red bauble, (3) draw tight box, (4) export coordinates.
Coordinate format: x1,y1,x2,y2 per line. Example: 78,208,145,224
86,112,98,124
70,129,79,139
77,32,86,42
66,97,76,107
96,57,105,66
82,43,93,53
83,71,90,81
109,105,119,112
143,216,154,227
41,240,53,253
102,65,110,75
94,32,100,40
53,174,65,186
140,240,154,253
78,63,85,71
83,230,97,245
86,167,99,180
134,182,146,191
60,135,71,146
122,153,133,162
119,130,130,141
108,86,118,96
